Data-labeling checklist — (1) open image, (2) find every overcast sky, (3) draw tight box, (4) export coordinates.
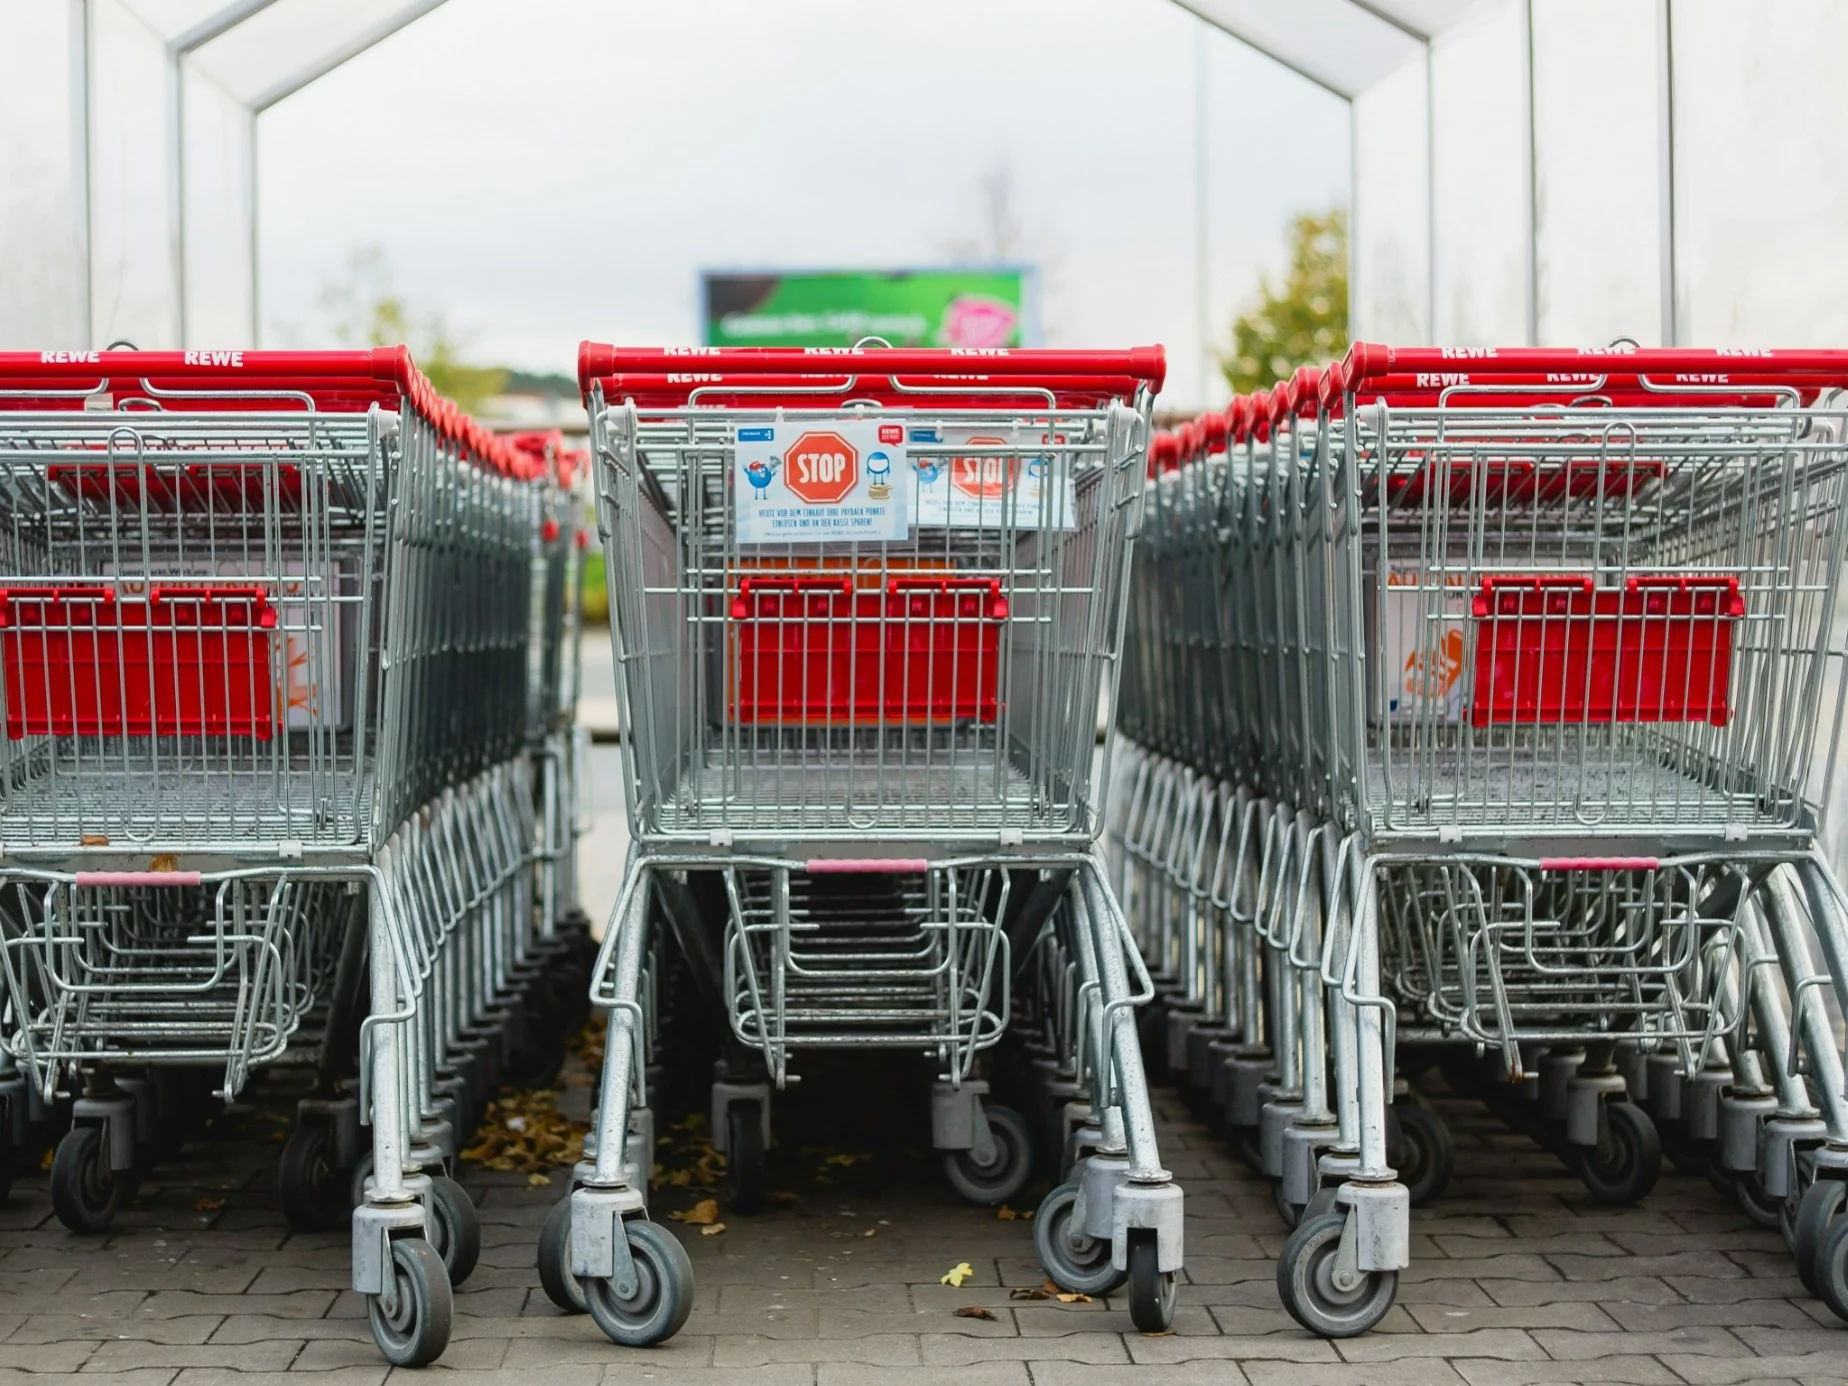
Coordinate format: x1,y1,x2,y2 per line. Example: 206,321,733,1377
256,0,1349,409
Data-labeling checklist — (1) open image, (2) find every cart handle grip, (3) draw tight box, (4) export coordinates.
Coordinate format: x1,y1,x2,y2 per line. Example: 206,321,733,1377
76,871,205,887
887,575,1008,620
1537,858,1660,872
804,858,930,874
579,342,1167,392
730,574,852,619
1479,575,1595,593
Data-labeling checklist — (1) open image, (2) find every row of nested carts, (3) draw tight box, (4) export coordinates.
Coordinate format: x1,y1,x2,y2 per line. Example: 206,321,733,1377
1119,344,1848,1333
8,339,1848,1364
0,344,1185,1365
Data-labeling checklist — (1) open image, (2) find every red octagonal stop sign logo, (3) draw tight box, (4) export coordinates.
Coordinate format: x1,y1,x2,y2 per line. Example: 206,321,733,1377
951,437,1017,499
784,430,858,505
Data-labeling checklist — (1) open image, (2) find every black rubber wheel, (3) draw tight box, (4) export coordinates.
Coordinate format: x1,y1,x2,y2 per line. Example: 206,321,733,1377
1391,1102,1455,1207
1568,1102,1661,1206
1033,1183,1127,1295
1276,1208,1398,1338
537,1195,588,1314
1730,1172,1783,1231
1816,1206,1848,1322
1126,1228,1176,1332
426,1175,481,1287
1794,1179,1846,1297
51,1125,122,1234
725,1100,767,1215
943,1104,1034,1207
367,1237,453,1368
584,1219,696,1347
278,1122,352,1232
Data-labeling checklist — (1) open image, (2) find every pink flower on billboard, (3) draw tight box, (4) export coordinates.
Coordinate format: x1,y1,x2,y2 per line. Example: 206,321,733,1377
940,294,1019,349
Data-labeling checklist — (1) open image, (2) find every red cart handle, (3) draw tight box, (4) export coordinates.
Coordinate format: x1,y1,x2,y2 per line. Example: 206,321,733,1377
888,575,1008,620
579,343,1166,393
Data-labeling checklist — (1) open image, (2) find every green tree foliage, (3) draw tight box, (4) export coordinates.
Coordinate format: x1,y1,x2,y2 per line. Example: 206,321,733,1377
320,248,507,413
1220,208,1348,395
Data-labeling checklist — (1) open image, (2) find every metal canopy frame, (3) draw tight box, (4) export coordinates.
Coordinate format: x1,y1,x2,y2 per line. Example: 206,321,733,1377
74,0,1681,348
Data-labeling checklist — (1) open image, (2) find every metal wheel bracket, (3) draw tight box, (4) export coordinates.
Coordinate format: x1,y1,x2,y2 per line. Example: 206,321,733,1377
569,1183,646,1280
351,1200,425,1296
1110,1180,1184,1273
1758,1118,1827,1198
1079,1153,1130,1243
1335,1180,1410,1273
299,1096,361,1169
73,1095,136,1172
929,1078,988,1154
1225,1053,1270,1126
1685,1070,1726,1141
1259,1099,1303,1177
1565,1074,1626,1148
711,1082,771,1156
1281,1121,1338,1205
1720,1092,1777,1172
1330,1210,1364,1295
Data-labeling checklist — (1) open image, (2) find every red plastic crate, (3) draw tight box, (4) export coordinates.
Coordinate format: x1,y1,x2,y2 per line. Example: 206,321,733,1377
729,574,1007,725
0,585,278,740
1469,574,1744,727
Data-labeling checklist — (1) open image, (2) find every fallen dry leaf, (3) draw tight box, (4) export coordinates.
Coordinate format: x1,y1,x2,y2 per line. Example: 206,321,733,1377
148,854,179,873
192,1196,224,1212
996,1206,1018,1220
767,1190,799,1205
862,1228,877,1238
527,1172,551,1187
1009,1286,1050,1301
1042,1279,1062,1295
1056,1292,1092,1304
940,1261,975,1288
700,1222,726,1236
81,833,110,846
1142,1329,1176,1337
821,1152,869,1168
953,1306,999,1321
669,1198,721,1225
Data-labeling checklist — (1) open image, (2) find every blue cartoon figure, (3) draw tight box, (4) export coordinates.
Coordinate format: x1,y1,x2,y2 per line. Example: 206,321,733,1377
914,456,944,485
1026,455,1050,479
744,455,779,499
866,449,892,499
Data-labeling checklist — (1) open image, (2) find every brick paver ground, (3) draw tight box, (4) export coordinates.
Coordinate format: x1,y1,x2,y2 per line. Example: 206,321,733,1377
5,1070,1848,1386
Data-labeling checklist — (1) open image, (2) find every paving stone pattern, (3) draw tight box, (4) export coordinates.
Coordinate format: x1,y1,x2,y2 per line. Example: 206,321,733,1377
5,1078,1848,1386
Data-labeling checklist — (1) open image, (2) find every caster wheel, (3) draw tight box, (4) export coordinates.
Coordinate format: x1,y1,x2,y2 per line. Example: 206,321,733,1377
367,1237,453,1368
1658,1124,1705,1175
1730,1173,1783,1231
1568,1102,1661,1206
278,1122,352,1232
1034,1183,1127,1296
724,1100,767,1215
584,1219,696,1347
1126,1228,1176,1332
537,1196,588,1314
51,1126,122,1234
943,1104,1034,1207
1277,1209,1398,1338
1816,1208,1848,1322
1272,1179,1304,1229
426,1175,481,1287
1794,1179,1845,1297
1390,1102,1455,1207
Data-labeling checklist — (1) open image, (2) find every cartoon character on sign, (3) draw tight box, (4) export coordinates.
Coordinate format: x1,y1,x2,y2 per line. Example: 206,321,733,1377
866,450,892,500
914,456,943,485
744,456,779,499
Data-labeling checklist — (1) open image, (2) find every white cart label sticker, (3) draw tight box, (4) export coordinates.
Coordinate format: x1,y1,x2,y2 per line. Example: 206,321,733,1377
910,425,1076,530
734,420,908,544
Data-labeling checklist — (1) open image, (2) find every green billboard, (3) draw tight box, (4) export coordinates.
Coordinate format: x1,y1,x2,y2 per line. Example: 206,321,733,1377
701,268,1037,350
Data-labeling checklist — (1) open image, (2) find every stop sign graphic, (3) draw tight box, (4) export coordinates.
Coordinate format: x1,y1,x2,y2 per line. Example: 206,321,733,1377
951,437,1017,499
784,431,858,505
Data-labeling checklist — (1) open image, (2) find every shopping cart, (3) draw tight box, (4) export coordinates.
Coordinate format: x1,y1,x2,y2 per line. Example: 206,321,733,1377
1119,346,1848,1336
0,349,569,1367
549,341,1184,1345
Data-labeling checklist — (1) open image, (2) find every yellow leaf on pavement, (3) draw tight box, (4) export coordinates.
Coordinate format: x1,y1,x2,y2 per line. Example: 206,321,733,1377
669,1198,720,1225
700,1222,726,1236
940,1261,975,1287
